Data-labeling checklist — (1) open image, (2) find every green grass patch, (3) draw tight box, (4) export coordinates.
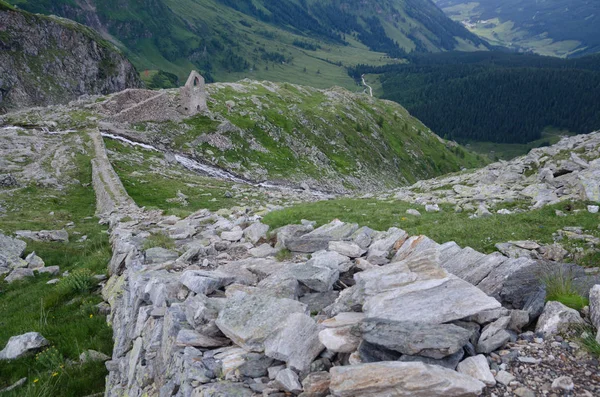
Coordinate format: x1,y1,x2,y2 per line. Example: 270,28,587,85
0,141,111,395
143,232,176,250
262,198,600,256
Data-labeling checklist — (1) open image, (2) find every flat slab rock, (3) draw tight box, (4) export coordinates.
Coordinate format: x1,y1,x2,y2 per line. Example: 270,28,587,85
362,275,501,324
0,332,49,360
329,361,485,397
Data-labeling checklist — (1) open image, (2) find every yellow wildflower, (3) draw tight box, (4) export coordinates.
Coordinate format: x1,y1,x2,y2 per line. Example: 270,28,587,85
89,314,93,318
33,379,39,383
52,372,58,377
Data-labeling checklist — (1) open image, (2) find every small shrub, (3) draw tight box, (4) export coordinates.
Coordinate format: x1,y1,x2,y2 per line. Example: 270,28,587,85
57,269,98,295
143,232,176,250
275,249,292,262
539,265,589,310
578,325,600,357
36,346,64,371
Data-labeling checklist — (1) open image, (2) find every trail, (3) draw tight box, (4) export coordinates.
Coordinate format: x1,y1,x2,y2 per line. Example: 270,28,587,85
361,74,373,97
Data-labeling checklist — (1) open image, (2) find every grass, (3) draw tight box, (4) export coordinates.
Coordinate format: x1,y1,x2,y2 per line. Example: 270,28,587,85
143,232,176,250
539,265,589,310
275,249,292,262
0,136,111,395
262,198,600,257
104,138,246,215
578,325,600,358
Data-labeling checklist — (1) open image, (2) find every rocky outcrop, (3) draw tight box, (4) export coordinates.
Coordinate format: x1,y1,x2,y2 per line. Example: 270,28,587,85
0,4,140,113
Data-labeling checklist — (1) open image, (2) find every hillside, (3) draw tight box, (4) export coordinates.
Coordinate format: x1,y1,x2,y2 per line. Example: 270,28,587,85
435,0,600,58
0,1,140,113
6,0,489,89
351,51,600,147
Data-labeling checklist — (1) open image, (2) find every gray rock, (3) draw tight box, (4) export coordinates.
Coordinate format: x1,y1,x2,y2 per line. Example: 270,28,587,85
329,361,485,397
286,237,331,253
221,230,243,242
362,276,501,324
0,332,49,360
0,233,26,269
264,313,324,373
15,229,68,242
287,263,339,292
193,381,254,397
306,251,352,272
457,354,496,386
318,326,361,354
535,301,584,336
216,291,307,351
37,266,60,276
176,329,229,348
397,349,464,370
328,241,365,258
406,209,421,217
243,222,269,244
352,226,375,249
79,349,110,363
361,319,471,359
145,247,178,264
551,376,574,391
249,244,279,258
180,270,236,295
477,315,512,353
25,252,45,269
276,368,302,394
590,285,600,342
300,291,340,313
301,371,330,397
357,340,402,363
5,268,34,283
495,370,515,385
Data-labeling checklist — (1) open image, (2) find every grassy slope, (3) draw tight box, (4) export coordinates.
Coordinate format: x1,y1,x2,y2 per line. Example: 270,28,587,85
262,198,600,267
130,81,485,190
0,142,112,396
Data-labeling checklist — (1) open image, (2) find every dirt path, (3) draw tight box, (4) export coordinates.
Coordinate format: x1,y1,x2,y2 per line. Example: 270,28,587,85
361,74,373,97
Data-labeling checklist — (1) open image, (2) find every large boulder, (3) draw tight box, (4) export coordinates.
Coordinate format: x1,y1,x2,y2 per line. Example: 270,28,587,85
0,332,49,360
0,233,26,269
329,361,485,397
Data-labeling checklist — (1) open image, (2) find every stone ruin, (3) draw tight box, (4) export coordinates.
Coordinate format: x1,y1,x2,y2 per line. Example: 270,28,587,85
96,70,208,123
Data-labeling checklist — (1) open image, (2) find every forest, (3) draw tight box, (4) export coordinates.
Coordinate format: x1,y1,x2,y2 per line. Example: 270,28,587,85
350,52,600,143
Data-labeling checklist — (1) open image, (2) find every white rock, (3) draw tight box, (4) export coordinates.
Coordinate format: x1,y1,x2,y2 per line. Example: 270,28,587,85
457,355,496,386
328,241,365,258
425,204,440,212
0,332,49,360
221,230,243,242
588,205,599,214
406,209,421,217
535,301,584,336
495,370,515,386
318,327,360,353
275,368,302,394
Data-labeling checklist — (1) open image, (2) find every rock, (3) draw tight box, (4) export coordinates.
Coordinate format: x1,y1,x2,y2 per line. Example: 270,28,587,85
222,230,243,242
275,368,302,394
590,285,600,342
0,174,18,188
0,233,26,268
301,371,330,397
318,327,360,353
476,316,511,354
79,349,110,363
542,243,568,261
328,241,365,258
468,307,509,325
361,319,471,359
513,387,535,397
476,204,492,218
397,349,464,370
362,276,501,324
15,229,69,242
286,237,331,253
37,266,60,276
306,251,352,272
176,329,229,348
286,221,358,253
145,247,178,264
329,361,485,397
287,263,339,292
406,209,421,217
192,381,254,397
589,205,600,213
25,252,45,269
0,332,49,360
180,270,236,295
216,291,307,352
495,370,515,385
300,291,339,313
243,222,269,244
425,204,440,212
509,310,529,332
4,268,34,283
264,313,323,373
535,301,584,336
551,375,574,391
249,243,279,258
357,340,402,363
457,355,496,386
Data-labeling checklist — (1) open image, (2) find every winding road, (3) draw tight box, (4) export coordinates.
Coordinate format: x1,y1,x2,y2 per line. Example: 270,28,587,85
361,74,373,97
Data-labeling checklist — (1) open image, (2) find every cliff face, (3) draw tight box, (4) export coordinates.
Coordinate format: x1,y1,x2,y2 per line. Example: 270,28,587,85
0,3,141,113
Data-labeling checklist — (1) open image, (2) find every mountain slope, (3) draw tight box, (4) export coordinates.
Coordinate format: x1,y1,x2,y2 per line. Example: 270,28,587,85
6,0,489,88
0,1,140,113
435,0,600,57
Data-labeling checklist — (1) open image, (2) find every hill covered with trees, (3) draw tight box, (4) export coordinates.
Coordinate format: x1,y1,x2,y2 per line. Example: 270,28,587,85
351,52,600,143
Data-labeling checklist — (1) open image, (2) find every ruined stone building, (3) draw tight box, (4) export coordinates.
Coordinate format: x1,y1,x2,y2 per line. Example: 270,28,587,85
179,71,208,116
